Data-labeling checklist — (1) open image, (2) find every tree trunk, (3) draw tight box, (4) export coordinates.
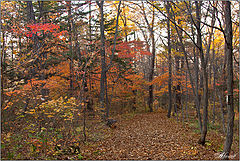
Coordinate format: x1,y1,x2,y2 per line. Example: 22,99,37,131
195,1,208,145
166,2,172,118
148,29,155,112
212,34,216,124
141,2,155,112
97,1,107,120
221,1,234,159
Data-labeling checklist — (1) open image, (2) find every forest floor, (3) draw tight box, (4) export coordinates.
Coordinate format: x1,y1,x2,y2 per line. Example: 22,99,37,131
78,109,239,160
2,108,239,160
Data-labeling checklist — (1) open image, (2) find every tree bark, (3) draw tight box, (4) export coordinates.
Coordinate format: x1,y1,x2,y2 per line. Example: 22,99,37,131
221,1,234,159
142,2,155,112
166,2,172,118
97,1,107,120
148,11,155,112
212,34,216,124
195,1,208,145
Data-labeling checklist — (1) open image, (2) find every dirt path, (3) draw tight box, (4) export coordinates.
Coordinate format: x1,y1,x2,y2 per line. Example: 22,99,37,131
82,111,238,160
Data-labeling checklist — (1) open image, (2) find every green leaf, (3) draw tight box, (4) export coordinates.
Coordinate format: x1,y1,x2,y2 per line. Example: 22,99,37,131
78,154,83,160
1,144,5,149
7,152,14,159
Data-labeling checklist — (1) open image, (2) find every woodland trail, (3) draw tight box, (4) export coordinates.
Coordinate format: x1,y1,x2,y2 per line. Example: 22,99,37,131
81,110,239,160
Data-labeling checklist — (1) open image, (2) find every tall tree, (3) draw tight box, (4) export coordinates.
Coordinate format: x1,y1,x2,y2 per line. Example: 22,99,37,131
166,1,172,118
195,1,208,145
220,1,235,159
96,1,107,120
96,0,121,119
142,2,155,112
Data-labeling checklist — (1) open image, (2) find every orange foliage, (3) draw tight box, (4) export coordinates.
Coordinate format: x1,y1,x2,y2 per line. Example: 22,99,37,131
151,73,169,86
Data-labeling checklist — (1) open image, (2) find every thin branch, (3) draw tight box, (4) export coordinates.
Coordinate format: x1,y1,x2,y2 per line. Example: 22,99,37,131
106,1,122,72
146,0,200,51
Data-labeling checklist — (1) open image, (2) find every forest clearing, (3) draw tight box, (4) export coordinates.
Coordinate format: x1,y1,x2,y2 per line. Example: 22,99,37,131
1,1,239,160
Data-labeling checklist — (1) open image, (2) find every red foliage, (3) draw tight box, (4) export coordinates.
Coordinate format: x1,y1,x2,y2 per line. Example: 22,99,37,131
27,23,59,33
115,41,152,59
12,23,67,39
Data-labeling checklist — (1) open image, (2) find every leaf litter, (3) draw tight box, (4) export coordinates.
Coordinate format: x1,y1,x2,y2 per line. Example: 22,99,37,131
80,110,239,160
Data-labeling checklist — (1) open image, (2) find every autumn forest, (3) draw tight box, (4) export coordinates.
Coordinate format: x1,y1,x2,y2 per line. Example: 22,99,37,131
1,1,239,160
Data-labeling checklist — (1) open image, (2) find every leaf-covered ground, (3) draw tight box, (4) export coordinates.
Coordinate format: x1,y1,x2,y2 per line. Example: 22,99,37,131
80,110,239,160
